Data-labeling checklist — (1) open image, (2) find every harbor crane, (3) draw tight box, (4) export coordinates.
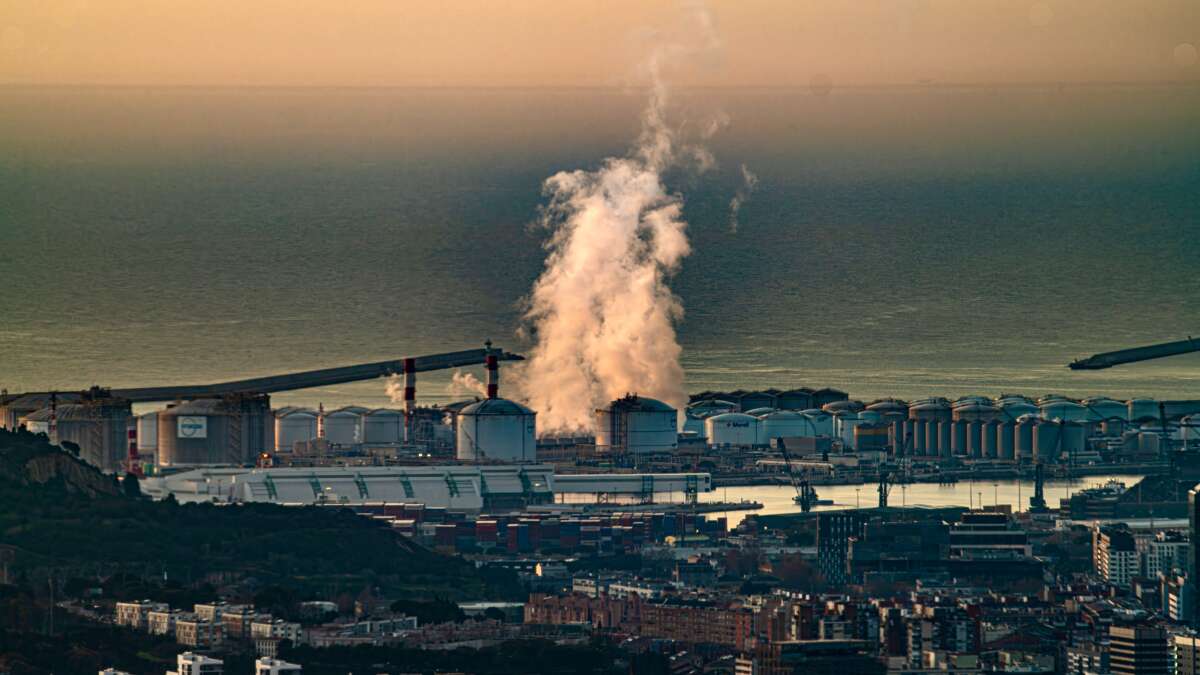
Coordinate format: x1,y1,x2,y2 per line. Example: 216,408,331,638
878,468,892,508
1029,462,1048,513
777,438,819,512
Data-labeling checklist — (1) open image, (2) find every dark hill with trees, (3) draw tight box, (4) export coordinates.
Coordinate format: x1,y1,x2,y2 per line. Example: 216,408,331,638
0,428,517,599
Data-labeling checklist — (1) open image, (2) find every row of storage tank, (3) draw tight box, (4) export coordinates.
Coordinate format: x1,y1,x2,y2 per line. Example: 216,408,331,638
140,398,540,466
4,388,1199,471
685,394,1200,451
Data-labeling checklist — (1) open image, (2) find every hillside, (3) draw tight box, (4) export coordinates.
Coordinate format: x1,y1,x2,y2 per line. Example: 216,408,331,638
0,428,518,600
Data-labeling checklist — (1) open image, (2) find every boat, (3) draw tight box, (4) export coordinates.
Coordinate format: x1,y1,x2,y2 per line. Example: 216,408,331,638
793,484,832,506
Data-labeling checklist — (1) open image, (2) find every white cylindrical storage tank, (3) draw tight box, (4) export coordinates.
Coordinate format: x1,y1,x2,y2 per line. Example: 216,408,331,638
997,421,1015,460
1138,424,1182,441
594,395,678,454
1102,419,1127,437
938,421,952,458
688,399,737,418
456,398,537,462
890,420,911,454
274,408,318,453
967,421,984,458
982,420,999,459
953,403,1000,423
739,391,778,412
921,421,936,455
137,412,158,454
857,409,883,425
1062,421,1086,458
1139,432,1164,456
1033,420,1061,463
1040,400,1088,422
324,406,365,446
705,413,760,447
822,400,864,414
1128,398,1159,422
996,398,1039,422
362,408,404,445
834,412,862,450
745,407,777,418
1015,416,1037,461
909,419,926,455
777,389,814,411
802,410,835,437
950,420,968,456
1082,397,1127,422
761,410,817,444
865,398,909,424
1182,414,1200,443
683,415,706,438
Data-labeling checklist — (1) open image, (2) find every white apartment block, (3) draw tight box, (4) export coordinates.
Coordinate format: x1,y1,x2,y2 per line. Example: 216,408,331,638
115,600,167,629
148,609,184,636
167,652,223,675
255,657,302,675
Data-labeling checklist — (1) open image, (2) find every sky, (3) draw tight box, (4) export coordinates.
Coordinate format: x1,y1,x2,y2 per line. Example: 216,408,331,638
1,0,1197,88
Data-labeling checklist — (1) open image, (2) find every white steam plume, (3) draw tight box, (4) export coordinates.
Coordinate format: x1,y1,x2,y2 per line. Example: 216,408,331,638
447,369,488,398
514,4,721,434
728,164,759,233
384,375,405,404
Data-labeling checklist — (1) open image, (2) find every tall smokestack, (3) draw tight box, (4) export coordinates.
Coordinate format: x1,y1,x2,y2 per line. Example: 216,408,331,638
486,355,499,399
317,402,326,439
48,392,57,442
126,421,142,477
403,358,416,442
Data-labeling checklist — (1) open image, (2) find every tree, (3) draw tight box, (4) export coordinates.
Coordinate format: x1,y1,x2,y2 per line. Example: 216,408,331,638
122,473,142,499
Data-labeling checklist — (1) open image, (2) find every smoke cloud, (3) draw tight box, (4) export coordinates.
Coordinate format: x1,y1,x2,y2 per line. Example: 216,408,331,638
728,163,758,233
447,369,488,398
514,3,720,434
384,375,405,404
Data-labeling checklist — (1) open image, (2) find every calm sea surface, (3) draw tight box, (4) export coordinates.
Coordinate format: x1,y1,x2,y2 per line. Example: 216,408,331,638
1,86,1197,410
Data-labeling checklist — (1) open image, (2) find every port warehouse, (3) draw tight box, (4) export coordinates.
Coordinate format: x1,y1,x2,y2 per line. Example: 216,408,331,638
137,465,711,510
4,386,1200,475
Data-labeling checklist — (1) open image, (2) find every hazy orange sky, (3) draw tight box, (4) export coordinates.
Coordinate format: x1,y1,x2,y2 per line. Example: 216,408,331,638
1,0,1197,87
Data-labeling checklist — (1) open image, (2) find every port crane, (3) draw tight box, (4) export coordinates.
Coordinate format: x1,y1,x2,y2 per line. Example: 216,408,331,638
777,438,818,512
878,468,892,508
1029,462,1048,513
1069,336,1200,370
875,427,915,509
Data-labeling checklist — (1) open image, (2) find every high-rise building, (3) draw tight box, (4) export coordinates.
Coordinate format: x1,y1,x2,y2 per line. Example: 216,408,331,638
817,512,865,586
1174,634,1200,675
1108,625,1169,675
1095,526,1140,588
1190,487,1199,623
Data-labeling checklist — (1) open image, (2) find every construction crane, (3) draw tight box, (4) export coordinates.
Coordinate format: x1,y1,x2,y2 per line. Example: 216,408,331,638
1069,336,1200,370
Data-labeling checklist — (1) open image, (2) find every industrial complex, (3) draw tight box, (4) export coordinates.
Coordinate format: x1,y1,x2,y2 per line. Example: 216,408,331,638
3,339,1200,515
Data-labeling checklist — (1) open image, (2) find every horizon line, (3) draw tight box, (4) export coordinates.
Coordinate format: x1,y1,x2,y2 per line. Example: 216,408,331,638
1,79,1198,92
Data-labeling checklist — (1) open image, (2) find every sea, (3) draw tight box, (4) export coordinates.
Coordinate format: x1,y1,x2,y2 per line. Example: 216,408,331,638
1,84,1197,411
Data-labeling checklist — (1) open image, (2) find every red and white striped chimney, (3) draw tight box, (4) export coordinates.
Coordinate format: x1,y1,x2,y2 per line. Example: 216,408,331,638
403,358,416,442
48,392,58,441
317,402,326,439
486,354,499,399
126,421,143,477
